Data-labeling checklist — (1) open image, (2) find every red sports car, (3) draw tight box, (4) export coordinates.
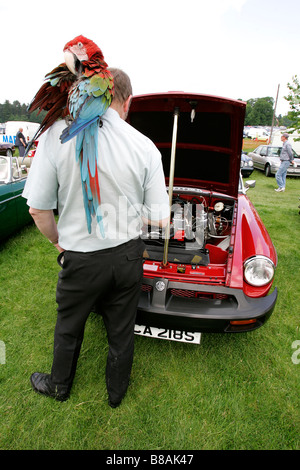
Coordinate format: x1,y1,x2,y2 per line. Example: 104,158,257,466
126,92,278,343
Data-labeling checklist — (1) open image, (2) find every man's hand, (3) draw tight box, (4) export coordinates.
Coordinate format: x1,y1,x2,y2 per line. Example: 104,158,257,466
53,242,64,253
29,207,63,252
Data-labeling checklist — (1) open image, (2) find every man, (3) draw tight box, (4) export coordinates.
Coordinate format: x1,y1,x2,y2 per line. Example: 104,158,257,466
15,128,27,157
22,68,170,407
275,133,295,192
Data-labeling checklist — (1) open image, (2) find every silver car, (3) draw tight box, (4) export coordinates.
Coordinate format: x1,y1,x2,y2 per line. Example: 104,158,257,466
249,145,300,177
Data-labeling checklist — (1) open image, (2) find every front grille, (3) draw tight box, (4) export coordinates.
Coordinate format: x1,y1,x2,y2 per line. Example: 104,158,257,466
170,288,228,300
141,284,152,293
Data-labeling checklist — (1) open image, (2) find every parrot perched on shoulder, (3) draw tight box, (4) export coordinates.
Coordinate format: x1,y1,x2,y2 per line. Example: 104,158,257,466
27,35,114,236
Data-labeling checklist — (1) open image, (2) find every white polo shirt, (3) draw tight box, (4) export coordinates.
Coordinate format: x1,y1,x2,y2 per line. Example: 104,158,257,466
23,108,170,251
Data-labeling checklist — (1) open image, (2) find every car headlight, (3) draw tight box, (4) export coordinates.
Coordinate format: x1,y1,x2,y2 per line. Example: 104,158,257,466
244,256,275,286
248,160,253,167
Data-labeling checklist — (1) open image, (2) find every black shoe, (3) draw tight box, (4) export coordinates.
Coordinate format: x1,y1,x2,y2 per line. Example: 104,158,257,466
108,399,122,408
30,373,69,402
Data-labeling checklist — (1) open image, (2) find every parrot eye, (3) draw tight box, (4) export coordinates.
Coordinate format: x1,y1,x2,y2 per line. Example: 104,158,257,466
78,42,83,48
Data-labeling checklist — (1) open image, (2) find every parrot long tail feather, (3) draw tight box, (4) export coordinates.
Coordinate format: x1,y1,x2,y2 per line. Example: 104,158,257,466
77,125,105,237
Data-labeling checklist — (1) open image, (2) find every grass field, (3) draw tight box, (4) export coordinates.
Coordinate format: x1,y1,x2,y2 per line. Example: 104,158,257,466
0,168,299,451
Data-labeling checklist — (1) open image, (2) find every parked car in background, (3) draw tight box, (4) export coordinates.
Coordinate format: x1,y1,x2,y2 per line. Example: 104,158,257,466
0,141,15,158
124,92,277,343
247,127,269,141
0,155,32,242
249,145,300,177
240,151,254,177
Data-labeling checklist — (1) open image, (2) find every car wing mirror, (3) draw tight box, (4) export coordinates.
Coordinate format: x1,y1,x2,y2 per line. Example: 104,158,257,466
245,180,256,190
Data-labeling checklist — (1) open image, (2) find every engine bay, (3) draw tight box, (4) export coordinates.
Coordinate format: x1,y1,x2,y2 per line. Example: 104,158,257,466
142,187,236,266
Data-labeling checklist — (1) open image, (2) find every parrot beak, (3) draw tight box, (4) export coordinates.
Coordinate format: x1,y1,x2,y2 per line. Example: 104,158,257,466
64,50,77,75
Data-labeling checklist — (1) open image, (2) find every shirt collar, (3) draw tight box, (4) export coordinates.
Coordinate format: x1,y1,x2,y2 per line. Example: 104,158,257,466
103,107,120,122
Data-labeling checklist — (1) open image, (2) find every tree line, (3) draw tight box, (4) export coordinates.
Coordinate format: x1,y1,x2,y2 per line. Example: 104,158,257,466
0,100,46,124
284,75,300,137
0,92,297,129
241,96,291,127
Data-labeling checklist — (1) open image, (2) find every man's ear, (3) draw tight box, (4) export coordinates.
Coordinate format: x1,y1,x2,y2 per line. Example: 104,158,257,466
124,95,133,116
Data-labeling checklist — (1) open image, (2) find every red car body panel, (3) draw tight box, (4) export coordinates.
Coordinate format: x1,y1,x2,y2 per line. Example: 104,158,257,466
227,194,277,297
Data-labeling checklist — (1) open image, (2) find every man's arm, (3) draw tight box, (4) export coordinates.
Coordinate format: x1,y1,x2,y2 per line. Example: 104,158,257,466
29,207,64,252
287,142,295,163
142,215,170,228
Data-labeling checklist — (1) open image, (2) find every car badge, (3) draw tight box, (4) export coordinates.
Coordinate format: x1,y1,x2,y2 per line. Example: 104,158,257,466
155,281,166,292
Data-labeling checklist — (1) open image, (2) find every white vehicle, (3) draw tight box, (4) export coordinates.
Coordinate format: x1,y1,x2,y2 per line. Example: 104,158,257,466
247,127,269,141
1,121,40,145
271,130,300,154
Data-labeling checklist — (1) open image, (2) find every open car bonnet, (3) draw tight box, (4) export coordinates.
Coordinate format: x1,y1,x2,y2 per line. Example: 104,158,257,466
126,92,246,198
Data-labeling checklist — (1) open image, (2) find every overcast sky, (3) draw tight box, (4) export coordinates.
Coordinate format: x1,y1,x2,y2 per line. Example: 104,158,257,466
1,0,298,117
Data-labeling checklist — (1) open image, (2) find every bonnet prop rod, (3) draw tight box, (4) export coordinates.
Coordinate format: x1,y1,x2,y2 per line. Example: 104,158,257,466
163,107,180,266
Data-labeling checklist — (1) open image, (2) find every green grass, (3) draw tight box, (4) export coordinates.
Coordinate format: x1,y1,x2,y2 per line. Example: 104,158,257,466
0,171,299,450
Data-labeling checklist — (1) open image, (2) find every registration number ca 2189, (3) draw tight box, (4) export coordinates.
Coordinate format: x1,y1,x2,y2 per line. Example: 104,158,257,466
134,324,201,344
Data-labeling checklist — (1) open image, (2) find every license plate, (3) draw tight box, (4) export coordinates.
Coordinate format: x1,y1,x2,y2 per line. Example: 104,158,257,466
134,324,201,344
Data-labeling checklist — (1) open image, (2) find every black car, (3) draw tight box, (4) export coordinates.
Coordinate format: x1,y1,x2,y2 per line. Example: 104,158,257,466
240,152,254,177
0,142,15,158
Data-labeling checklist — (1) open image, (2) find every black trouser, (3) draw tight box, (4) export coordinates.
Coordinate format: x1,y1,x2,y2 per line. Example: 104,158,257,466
51,238,144,403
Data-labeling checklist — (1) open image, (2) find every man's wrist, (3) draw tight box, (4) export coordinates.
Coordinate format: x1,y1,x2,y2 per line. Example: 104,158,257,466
48,239,59,245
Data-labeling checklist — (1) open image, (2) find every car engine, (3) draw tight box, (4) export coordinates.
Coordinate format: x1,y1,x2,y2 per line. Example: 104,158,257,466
142,189,235,265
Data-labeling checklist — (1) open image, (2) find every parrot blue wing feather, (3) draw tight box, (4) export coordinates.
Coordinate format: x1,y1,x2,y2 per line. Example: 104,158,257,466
75,130,84,162
60,94,109,144
60,114,99,144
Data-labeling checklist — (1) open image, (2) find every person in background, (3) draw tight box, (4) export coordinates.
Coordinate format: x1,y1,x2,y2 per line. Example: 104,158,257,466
15,128,26,157
275,133,295,192
22,68,170,408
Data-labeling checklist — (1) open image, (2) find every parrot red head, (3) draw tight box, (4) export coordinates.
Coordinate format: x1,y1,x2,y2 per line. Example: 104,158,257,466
63,35,105,74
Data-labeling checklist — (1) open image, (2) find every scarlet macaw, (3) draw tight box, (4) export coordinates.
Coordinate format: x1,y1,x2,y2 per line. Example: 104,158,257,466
27,35,114,236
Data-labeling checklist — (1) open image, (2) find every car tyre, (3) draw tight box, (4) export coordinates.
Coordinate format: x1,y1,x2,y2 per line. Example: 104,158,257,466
265,164,271,177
